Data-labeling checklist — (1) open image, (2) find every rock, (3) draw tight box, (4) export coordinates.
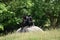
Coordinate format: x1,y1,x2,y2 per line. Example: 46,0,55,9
16,28,21,32
16,26,43,32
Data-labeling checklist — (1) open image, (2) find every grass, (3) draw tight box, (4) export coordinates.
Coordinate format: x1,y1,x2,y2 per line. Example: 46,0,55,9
0,29,60,40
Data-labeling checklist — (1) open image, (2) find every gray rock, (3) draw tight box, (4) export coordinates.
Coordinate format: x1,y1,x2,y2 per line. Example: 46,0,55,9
16,26,43,32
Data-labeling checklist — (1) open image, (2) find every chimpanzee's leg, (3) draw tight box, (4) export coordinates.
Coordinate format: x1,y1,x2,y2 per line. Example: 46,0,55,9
20,21,28,32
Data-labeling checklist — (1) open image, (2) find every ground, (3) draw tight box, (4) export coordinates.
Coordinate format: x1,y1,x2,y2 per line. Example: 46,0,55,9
0,29,60,40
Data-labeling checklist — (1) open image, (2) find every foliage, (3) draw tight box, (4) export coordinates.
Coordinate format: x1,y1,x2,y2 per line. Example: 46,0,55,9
0,3,16,31
32,0,60,28
0,0,60,32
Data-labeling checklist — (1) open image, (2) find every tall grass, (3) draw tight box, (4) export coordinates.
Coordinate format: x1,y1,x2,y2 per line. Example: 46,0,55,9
0,29,60,40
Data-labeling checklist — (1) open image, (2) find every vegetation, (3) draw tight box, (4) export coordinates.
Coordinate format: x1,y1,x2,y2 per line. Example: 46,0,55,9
0,29,60,40
0,0,60,32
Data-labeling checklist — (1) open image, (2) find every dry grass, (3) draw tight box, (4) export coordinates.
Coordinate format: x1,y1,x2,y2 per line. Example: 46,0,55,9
0,29,60,40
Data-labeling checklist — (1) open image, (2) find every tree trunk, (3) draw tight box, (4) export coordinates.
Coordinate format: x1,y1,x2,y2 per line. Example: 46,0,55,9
55,14,60,28
50,16,57,28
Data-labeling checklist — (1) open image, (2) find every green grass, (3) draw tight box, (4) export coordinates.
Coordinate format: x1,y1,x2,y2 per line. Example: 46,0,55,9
0,29,60,40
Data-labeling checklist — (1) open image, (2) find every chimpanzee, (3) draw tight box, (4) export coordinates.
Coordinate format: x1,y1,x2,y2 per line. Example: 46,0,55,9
26,15,33,26
20,15,33,31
